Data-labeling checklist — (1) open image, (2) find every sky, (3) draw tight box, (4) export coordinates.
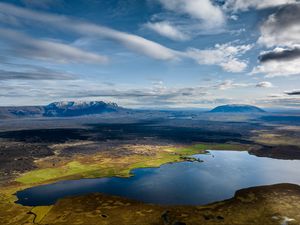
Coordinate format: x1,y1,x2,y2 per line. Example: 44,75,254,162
0,0,299,108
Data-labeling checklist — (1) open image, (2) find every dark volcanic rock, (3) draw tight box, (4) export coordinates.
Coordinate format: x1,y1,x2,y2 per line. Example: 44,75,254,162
0,142,53,179
0,128,89,143
250,145,300,160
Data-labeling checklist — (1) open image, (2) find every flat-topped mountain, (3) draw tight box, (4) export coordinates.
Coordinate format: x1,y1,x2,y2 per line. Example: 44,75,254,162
210,104,265,113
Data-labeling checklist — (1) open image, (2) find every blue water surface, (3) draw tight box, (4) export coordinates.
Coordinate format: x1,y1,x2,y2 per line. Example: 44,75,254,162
16,151,300,206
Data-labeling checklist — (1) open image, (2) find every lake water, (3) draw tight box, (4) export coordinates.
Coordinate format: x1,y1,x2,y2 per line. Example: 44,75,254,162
15,151,300,206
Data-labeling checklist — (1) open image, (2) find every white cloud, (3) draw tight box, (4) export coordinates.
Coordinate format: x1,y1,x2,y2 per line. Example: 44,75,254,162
144,21,189,41
185,43,252,72
220,59,248,73
224,0,297,11
0,2,178,61
0,28,108,64
213,80,272,90
215,80,251,90
258,10,300,47
230,15,238,21
157,0,225,29
258,4,300,48
251,58,300,77
256,81,273,88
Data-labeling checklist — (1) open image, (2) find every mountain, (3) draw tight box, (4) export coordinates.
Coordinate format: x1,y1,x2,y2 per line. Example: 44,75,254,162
210,104,265,113
44,101,120,117
0,101,122,118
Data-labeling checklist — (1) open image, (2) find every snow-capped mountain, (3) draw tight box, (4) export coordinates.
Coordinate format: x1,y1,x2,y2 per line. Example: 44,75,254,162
44,101,121,117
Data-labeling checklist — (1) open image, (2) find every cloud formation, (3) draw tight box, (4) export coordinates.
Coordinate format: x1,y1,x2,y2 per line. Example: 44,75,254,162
256,81,273,88
224,0,297,11
258,97,300,108
215,80,251,90
252,59,300,77
0,68,74,80
0,79,211,107
144,21,189,41
259,47,300,63
1,1,297,108
0,75,276,108
0,2,252,73
285,90,300,95
186,43,252,72
0,28,108,64
253,3,300,77
157,0,225,29
258,4,300,48
0,2,178,61
213,80,273,89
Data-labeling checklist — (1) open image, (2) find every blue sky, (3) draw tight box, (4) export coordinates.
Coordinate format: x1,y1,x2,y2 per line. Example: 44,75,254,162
0,0,299,108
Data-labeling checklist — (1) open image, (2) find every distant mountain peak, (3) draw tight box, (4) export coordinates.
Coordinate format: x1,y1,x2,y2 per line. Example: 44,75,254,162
46,101,118,109
44,101,121,117
210,104,265,113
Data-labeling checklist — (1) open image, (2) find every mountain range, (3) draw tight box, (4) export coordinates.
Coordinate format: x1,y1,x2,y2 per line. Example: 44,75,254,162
0,102,266,119
0,101,122,119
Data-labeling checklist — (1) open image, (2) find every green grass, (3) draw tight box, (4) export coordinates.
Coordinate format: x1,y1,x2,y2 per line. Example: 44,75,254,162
15,161,102,184
174,143,248,154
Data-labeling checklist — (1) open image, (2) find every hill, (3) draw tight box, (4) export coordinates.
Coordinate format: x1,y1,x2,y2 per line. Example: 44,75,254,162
210,104,265,113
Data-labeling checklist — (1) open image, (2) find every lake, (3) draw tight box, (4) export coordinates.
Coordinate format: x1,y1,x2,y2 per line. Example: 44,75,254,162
15,150,300,206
